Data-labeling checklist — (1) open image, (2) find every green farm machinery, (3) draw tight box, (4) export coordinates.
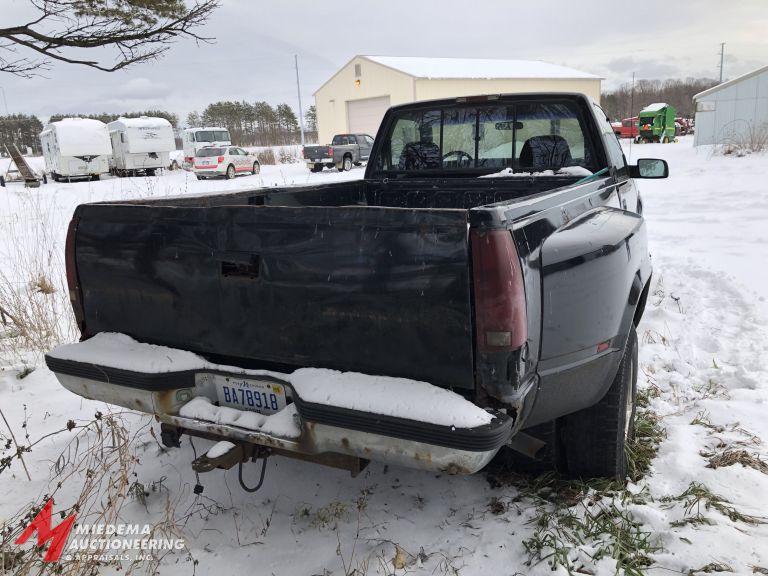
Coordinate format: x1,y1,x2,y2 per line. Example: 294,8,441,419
636,103,677,143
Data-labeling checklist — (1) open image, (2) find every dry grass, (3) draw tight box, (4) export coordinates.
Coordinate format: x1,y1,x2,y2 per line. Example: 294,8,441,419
0,412,197,575
717,120,768,156
702,449,768,475
256,148,276,165
662,481,766,527
0,194,76,364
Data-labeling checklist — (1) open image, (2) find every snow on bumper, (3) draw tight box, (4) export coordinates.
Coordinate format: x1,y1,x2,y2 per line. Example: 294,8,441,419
45,334,513,474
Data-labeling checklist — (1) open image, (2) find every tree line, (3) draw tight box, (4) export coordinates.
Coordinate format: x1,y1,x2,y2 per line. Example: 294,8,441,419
186,101,317,146
601,77,718,120
0,114,44,155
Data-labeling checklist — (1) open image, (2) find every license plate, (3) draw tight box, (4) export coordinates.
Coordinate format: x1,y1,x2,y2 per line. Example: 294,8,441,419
211,374,287,415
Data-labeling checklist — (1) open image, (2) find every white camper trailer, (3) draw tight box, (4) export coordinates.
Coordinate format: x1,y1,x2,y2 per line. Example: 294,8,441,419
39,118,112,181
181,127,231,167
107,117,176,176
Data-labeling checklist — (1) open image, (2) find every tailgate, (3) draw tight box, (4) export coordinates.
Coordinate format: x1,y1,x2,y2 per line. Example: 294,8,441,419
303,146,328,158
74,204,475,389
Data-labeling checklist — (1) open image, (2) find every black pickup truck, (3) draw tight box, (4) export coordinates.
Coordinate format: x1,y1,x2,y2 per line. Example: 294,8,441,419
47,93,667,480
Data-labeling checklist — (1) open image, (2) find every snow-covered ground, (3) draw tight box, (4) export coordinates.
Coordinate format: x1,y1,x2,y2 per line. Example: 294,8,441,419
1,137,767,575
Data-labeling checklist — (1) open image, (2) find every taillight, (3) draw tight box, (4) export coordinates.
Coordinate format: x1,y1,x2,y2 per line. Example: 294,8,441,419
65,216,86,337
470,229,527,352
185,156,193,164
327,146,333,156
217,156,224,163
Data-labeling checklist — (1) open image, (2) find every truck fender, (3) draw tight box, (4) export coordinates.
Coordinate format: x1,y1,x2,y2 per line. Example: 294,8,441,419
525,206,651,427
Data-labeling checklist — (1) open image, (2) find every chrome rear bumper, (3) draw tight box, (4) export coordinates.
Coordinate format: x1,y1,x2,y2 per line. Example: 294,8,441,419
47,359,512,475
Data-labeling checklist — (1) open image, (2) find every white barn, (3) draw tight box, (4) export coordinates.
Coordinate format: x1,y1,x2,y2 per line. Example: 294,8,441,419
693,64,768,146
314,56,602,144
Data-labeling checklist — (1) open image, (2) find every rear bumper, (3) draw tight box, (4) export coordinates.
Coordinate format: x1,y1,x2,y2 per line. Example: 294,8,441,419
45,356,512,475
304,158,333,164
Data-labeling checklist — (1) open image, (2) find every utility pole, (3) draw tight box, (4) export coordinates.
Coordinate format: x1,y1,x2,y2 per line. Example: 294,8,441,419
718,42,725,83
294,54,306,147
0,86,8,115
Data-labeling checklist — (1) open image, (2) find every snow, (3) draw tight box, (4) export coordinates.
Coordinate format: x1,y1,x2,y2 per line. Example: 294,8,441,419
48,332,208,372
480,165,593,178
206,440,236,459
289,368,493,428
641,102,669,112
365,55,601,79
179,397,300,439
40,117,112,156
50,333,492,428
2,136,768,575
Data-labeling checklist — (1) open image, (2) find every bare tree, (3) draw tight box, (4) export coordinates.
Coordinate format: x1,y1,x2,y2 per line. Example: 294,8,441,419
0,0,219,77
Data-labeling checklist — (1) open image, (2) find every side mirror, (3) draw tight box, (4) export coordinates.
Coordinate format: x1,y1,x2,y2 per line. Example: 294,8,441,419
629,158,668,179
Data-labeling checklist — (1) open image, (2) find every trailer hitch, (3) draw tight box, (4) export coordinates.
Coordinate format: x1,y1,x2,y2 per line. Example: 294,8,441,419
190,442,270,493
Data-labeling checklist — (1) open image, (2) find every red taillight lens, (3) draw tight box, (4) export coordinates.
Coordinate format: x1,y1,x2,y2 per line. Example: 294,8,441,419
185,157,193,164
65,216,86,337
328,147,333,156
470,229,527,352
217,156,224,163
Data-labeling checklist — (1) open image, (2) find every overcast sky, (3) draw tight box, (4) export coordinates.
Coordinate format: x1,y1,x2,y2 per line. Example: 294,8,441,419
2,0,766,123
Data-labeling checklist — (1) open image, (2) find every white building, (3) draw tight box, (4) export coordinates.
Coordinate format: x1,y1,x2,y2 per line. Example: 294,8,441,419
693,64,768,146
313,56,603,144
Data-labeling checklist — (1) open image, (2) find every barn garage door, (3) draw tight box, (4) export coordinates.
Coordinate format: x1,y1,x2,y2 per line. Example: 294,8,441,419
347,96,391,137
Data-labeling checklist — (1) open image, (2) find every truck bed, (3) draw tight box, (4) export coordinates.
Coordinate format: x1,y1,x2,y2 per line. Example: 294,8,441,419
73,177,581,390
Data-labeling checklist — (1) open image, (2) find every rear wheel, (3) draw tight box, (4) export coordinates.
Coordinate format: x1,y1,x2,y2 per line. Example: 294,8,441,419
91,174,100,181
146,168,156,177
195,175,204,180
225,164,235,180
252,161,260,175
338,155,352,172
559,326,638,479
311,164,323,173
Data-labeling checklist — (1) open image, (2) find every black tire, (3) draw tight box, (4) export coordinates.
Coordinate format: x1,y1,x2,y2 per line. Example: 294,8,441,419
560,326,638,479
252,161,260,175
338,155,352,172
353,161,362,166
146,168,156,176
91,174,100,181
195,175,203,180
311,164,323,173
0,175,5,187
225,164,235,180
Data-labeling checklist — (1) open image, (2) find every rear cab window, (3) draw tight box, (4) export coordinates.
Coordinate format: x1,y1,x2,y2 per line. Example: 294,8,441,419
372,98,600,177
